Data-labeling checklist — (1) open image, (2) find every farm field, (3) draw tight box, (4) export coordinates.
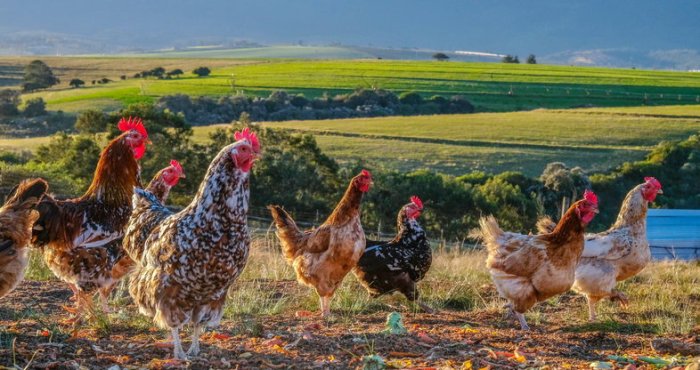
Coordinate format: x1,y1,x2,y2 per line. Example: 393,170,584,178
2,105,700,176
260,107,700,175
1,245,698,369
3,57,700,113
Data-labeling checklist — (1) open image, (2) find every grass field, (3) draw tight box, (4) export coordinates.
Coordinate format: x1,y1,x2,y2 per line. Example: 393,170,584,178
3,57,700,113
2,105,699,176
1,241,698,368
258,106,700,175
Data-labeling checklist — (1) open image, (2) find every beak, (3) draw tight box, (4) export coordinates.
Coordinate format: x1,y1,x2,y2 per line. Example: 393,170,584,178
146,139,153,145
594,208,600,214
180,173,186,179
657,189,663,194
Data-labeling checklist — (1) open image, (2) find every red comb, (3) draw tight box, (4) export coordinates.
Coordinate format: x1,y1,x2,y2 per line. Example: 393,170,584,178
360,169,371,178
234,127,260,153
170,159,183,173
583,189,598,205
117,117,148,138
644,177,662,189
410,196,423,209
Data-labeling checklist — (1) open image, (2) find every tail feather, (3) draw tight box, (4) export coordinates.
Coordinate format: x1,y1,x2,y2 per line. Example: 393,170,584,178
268,205,304,260
31,194,66,247
476,216,504,252
535,216,557,234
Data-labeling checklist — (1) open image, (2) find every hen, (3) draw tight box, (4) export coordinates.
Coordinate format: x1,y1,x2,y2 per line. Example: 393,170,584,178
536,177,662,321
127,128,259,360
477,190,599,330
269,169,372,317
0,179,48,299
106,160,186,299
353,196,433,312
120,159,185,266
32,117,148,315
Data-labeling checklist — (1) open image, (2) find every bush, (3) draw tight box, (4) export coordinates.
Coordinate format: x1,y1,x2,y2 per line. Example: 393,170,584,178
69,79,85,88
0,89,20,116
23,98,46,117
399,91,423,106
192,66,211,77
75,109,109,134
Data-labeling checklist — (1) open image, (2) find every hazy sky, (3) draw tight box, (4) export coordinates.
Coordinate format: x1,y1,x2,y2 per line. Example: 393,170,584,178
1,0,698,54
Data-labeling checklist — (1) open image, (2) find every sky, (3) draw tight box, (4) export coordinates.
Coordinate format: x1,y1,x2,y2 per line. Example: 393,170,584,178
0,0,698,55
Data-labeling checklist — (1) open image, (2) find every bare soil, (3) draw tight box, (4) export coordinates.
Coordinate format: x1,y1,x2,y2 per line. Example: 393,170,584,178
1,280,698,369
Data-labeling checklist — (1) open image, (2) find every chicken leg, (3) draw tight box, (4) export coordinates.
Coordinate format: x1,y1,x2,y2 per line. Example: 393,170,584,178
171,327,187,360
187,324,203,357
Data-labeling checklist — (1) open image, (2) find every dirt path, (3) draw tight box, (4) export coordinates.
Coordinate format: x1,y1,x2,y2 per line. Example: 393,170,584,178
0,280,698,369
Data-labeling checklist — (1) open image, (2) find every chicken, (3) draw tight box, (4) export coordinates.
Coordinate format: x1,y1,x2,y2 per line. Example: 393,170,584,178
269,169,372,317
536,177,663,321
477,190,599,330
32,117,148,316
127,128,259,360
105,160,187,300
353,196,433,312
0,179,48,299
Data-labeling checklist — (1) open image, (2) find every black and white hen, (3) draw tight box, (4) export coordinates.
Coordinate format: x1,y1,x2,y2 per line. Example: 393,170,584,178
353,196,433,312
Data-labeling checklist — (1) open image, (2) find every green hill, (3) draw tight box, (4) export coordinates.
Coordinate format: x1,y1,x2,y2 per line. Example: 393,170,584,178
10,58,700,113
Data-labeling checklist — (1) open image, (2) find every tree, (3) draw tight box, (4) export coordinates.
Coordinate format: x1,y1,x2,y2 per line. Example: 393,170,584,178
22,60,60,92
69,79,85,88
192,66,211,77
501,55,520,64
75,109,109,134
432,52,450,61
167,69,184,78
526,54,537,64
398,91,423,106
0,89,21,116
149,67,166,79
23,97,46,117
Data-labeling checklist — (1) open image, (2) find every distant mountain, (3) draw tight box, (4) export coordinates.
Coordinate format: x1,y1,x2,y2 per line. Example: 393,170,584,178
543,49,700,70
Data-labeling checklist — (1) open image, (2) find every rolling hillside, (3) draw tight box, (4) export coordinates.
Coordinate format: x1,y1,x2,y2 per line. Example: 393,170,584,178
4,58,699,113
2,105,699,176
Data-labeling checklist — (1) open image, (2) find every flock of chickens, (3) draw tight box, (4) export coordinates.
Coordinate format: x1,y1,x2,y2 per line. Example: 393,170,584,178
0,117,663,360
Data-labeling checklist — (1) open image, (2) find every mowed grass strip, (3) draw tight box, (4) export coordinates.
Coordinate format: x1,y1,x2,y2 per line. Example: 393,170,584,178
311,135,645,176
262,110,700,149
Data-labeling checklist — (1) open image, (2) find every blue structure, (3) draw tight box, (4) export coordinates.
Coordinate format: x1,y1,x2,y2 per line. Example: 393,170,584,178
648,209,700,260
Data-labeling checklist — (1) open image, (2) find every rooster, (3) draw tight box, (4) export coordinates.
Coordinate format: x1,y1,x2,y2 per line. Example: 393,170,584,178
0,179,48,299
127,128,259,360
32,117,148,315
269,169,372,317
477,190,599,330
536,177,662,321
353,196,433,312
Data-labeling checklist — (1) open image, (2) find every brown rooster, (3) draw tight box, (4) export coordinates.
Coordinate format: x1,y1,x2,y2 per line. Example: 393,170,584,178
0,179,48,299
269,169,372,317
127,128,259,360
536,177,663,321
32,117,148,316
477,190,599,330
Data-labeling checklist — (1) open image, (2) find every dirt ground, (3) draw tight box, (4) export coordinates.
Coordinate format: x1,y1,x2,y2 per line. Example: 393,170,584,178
1,280,698,369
